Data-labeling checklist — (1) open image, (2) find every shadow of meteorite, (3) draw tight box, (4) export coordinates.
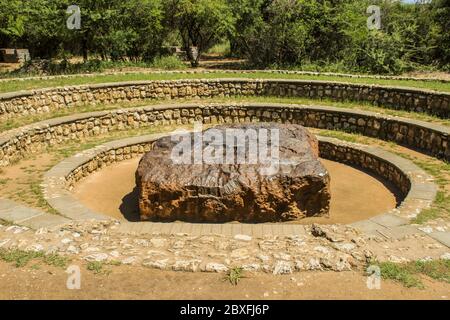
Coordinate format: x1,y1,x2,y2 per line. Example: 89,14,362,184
119,186,141,222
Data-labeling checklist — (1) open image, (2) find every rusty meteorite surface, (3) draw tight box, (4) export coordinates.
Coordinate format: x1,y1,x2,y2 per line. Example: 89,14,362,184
136,123,330,223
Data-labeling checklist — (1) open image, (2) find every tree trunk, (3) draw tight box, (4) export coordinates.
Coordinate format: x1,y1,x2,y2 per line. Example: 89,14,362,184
81,36,88,62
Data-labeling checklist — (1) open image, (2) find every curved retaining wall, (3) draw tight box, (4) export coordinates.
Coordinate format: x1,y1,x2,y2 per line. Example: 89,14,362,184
3,69,449,84
0,79,449,119
43,134,435,227
1,103,449,168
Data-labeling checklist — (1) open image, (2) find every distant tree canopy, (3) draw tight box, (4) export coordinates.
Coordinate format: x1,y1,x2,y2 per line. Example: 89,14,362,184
165,0,235,66
0,0,449,73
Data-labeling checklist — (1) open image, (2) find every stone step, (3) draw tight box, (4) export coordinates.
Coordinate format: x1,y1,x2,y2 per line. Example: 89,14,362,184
0,199,71,230
0,199,44,223
428,231,450,248
19,213,70,230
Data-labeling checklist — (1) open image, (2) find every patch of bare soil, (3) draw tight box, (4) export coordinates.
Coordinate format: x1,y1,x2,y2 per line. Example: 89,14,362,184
0,154,57,210
0,62,21,74
401,71,450,81
0,261,448,300
72,158,397,223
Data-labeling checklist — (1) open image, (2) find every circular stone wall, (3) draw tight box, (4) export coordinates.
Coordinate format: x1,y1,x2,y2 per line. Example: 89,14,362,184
0,78,449,120
1,103,449,169
42,133,436,236
0,75,448,271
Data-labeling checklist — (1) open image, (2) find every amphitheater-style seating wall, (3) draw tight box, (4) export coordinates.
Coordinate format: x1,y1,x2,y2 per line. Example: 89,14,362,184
1,103,449,168
0,79,449,119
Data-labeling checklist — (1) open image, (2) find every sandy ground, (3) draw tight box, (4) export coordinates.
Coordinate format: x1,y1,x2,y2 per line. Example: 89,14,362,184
0,62,20,73
0,154,57,210
402,71,450,81
73,158,397,223
0,261,448,300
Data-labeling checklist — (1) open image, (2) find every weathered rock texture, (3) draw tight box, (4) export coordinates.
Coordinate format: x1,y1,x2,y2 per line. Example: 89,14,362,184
136,123,330,222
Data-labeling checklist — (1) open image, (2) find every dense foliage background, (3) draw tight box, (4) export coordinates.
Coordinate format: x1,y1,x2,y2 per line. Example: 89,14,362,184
0,0,449,74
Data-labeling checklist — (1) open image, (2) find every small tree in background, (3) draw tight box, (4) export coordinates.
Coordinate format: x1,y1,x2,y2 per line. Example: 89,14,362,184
165,0,235,66
432,0,450,68
0,0,26,48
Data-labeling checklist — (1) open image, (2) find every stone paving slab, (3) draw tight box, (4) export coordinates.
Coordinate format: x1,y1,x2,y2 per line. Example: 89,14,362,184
428,231,450,248
169,223,183,234
0,199,70,230
369,214,409,228
291,225,307,235
379,225,424,240
113,221,309,238
407,188,438,201
0,199,44,223
350,220,390,236
0,199,21,212
19,213,70,230
200,224,213,235
210,224,222,235
179,223,193,234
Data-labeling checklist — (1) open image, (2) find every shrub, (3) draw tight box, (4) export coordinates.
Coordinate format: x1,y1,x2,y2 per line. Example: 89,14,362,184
207,42,231,56
150,55,187,70
352,31,410,75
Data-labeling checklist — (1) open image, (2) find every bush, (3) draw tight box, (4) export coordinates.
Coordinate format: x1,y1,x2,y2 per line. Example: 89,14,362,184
13,56,187,76
46,59,105,75
150,55,187,70
352,31,410,75
207,42,231,56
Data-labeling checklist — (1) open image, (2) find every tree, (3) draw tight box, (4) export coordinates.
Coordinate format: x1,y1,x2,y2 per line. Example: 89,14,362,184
0,0,27,47
432,0,450,67
165,0,235,66
231,0,360,68
226,0,265,57
117,0,165,62
61,0,165,62
21,0,67,58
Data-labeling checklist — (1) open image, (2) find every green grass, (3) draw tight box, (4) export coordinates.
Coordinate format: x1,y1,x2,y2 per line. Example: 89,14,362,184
223,267,245,286
0,219,12,226
316,129,365,143
0,248,69,268
87,261,105,274
412,191,450,224
0,72,449,94
403,156,450,187
86,260,120,274
150,56,187,70
207,42,231,56
42,253,70,268
393,153,450,224
29,181,55,211
372,259,450,288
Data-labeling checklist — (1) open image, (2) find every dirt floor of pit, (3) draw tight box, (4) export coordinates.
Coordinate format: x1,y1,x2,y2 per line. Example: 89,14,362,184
0,261,448,300
72,158,399,224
